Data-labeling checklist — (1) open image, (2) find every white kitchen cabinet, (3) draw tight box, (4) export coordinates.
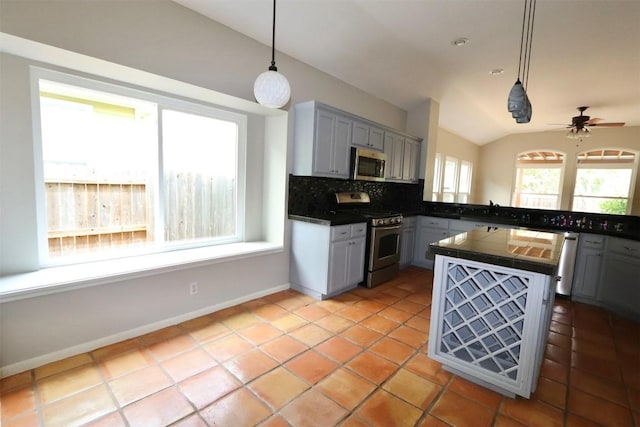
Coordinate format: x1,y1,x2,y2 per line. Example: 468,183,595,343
352,120,384,151
400,216,417,267
291,221,367,299
412,216,449,269
572,234,605,302
294,102,352,179
599,237,640,320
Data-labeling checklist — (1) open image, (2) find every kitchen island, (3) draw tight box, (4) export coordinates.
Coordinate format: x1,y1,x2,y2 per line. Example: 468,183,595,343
427,227,563,398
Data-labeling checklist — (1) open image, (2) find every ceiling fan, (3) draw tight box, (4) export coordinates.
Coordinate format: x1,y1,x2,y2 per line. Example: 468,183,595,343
563,106,625,139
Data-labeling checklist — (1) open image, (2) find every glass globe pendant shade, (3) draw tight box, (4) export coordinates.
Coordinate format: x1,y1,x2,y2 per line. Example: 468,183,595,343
566,127,591,139
254,69,291,109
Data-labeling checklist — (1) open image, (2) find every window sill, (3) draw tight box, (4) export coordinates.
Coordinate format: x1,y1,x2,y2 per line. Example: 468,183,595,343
0,242,283,303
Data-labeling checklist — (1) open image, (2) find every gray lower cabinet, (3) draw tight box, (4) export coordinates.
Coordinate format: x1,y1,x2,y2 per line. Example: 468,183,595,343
400,216,416,267
290,221,367,299
412,216,449,269
599,237,640,320
572,234,605,302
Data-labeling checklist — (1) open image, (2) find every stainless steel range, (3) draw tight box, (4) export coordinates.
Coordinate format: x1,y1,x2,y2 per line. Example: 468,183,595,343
335,192,403,288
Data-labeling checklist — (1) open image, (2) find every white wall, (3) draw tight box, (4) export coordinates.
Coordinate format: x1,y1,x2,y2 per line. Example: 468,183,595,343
476,127,640,214
0,0,408,375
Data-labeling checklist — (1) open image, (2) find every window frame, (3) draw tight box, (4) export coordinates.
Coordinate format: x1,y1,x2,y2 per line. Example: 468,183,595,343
31,67,247,267
432,154,473,203
570,148,638,215
511,150,565,210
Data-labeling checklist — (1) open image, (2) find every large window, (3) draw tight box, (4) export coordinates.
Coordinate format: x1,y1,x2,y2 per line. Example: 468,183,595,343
512,151,564,210
36,72,246,263
432,154,473,203
572,149,636,214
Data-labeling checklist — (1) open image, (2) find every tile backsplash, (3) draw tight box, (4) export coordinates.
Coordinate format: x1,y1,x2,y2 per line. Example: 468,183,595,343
288,175,424,215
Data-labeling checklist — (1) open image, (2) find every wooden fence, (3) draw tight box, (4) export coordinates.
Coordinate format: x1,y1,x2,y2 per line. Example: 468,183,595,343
46,173,235,257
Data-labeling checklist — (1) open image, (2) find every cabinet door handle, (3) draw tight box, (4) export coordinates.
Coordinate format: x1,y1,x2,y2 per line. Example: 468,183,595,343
624,246,638,252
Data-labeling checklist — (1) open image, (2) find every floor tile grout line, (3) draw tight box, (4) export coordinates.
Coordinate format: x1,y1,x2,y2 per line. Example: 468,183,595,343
30,368,47,427
87,348,133,426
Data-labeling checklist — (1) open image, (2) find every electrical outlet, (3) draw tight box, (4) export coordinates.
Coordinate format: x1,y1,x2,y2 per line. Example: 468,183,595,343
189,282,198,295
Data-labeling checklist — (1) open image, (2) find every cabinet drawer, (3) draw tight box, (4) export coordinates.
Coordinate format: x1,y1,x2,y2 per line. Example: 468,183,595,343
608,236,640,259
331,225,351,241
331,223,367,241
580,234,605,249
350,223,367,238
420,216,449,229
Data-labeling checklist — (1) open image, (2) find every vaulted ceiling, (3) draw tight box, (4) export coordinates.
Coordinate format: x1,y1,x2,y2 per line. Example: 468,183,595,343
174,0,640,145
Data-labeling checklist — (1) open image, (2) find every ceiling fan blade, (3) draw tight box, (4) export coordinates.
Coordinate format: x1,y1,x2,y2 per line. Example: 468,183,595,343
589,122,625,127
586,117,603,124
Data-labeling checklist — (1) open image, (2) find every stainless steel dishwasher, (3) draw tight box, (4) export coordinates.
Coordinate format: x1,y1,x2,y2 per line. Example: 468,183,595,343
556,232,580,296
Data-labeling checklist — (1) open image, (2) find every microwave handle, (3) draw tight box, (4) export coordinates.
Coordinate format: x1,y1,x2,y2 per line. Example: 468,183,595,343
350,146,358,179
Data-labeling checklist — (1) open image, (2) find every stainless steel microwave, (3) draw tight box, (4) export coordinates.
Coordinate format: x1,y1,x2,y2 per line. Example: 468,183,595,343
351,147,386,181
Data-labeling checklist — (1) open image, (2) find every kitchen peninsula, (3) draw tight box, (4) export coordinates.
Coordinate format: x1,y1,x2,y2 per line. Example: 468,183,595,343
427,227,563,398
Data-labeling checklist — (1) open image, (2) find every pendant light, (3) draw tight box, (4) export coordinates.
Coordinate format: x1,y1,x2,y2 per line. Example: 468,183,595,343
508,0,536,123
254,0,291,109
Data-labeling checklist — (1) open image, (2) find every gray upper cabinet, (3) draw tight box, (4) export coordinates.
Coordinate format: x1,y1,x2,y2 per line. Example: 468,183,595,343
402,138,420,182
294,101,422,181
294,102,352,179
384,132,405,180
385,132,420,183
352,120,384,151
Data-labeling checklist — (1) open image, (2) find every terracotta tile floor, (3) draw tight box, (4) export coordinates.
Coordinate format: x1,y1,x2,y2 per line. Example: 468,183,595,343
2,267,639,427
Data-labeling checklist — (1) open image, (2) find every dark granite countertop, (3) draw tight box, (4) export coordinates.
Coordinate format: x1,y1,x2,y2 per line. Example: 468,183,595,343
429,227,564,275
288,213,366,226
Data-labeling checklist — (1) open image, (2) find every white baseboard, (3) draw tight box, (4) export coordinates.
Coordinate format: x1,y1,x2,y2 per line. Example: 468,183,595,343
0,283,290,378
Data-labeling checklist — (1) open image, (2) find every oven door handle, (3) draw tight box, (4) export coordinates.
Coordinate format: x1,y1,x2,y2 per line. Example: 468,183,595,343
373,224,402,232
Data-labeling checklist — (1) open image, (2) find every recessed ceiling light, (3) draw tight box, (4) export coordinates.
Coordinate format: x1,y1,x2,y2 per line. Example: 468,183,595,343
451,37,469,47
490,68,505,75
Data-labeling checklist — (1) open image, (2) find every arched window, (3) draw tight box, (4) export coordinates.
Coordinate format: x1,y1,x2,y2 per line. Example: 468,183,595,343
512,151,565,209
572,149,637,214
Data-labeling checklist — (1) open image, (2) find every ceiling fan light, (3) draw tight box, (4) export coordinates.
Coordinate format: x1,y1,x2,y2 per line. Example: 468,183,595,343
254,69,291,109
565,127,591,139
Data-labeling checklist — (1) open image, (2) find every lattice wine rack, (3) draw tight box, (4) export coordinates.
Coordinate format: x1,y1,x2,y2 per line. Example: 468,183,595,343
429,255,554,398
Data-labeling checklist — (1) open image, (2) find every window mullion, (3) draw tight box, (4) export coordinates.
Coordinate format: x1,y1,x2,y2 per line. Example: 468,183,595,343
156,106,166,245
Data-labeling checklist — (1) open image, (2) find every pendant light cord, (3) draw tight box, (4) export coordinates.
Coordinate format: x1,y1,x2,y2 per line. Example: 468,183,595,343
523,0,536,90
269,0,278,71
516,0,528,82
517,0,537,89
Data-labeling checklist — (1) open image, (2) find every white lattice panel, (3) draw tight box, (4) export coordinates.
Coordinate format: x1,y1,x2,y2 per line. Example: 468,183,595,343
429,255,551,398
441,263,528,380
